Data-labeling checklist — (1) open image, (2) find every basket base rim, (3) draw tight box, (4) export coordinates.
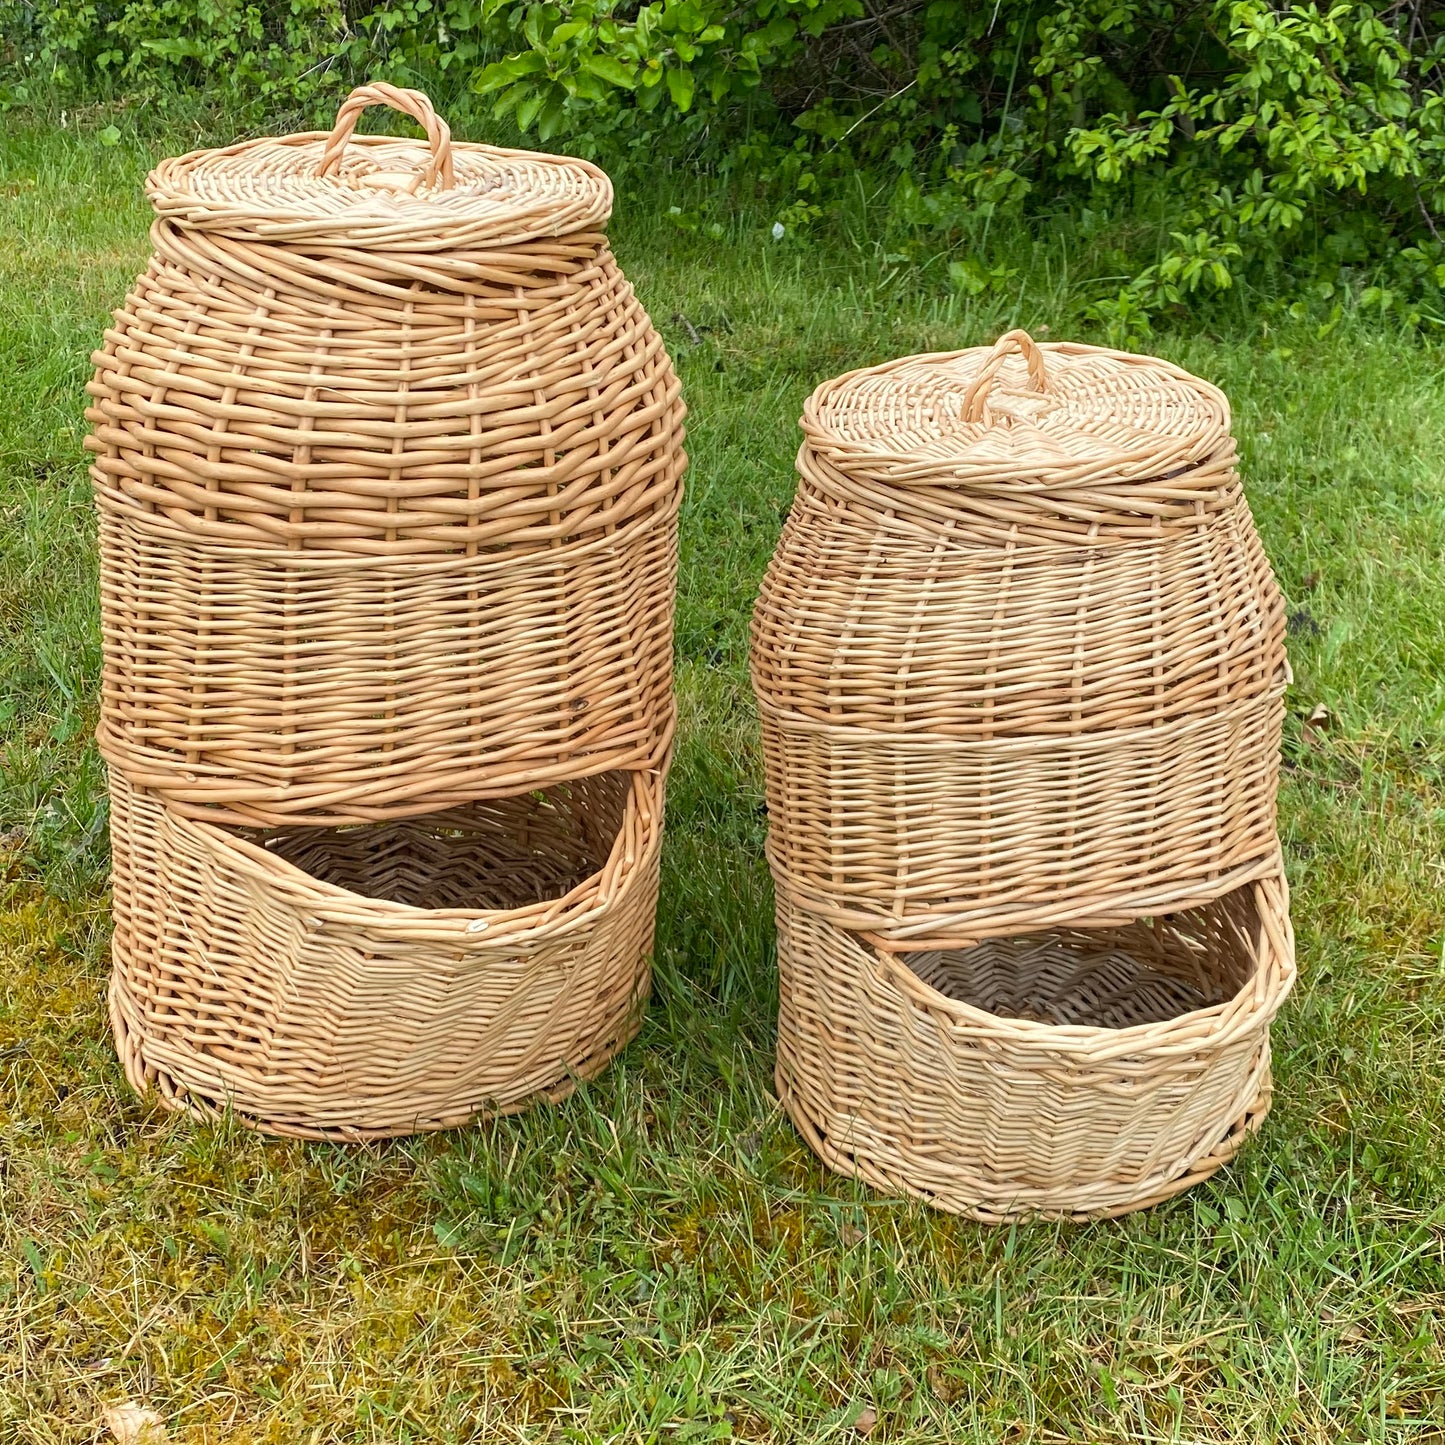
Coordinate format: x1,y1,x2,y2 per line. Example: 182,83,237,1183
774,1059,1271,1223
108,966,650,1142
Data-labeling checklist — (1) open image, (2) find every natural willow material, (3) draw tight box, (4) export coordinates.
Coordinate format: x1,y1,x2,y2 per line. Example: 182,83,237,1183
107,761,665,1139
752,332,1287,943
96,497,676,826
774,869,1295,1221
87,84,685,822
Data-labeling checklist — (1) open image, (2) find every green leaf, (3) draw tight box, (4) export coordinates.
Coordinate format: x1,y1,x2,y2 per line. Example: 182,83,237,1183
516,88,546,133
536,89,568,141
21,1238,47,1288
667,0,706,34
584,54,638,89
470,52,545,96
665,66,695,113
948,258,989,296
567,71,608,103
433,1218,466,1248
98,125,121,147
489,84,524,121
140,36,206,61
198,1219,231,1256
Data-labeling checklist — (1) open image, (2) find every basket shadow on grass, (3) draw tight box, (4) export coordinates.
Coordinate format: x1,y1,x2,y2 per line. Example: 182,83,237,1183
3,113,1445,1441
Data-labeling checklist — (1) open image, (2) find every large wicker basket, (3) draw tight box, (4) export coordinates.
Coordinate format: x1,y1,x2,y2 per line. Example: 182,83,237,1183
774,867,1295,1220
107,760,664,1139
752,331,1287,944
87,84,684,824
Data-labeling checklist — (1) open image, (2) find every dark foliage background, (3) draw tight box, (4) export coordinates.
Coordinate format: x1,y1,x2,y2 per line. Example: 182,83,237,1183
4,1,1444,330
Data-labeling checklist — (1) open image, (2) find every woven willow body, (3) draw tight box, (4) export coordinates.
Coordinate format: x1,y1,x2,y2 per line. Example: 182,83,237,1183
108,762,664,1139
87,85,684,822
97,498,675,825
774,869,1295,1220
752,333,1287,943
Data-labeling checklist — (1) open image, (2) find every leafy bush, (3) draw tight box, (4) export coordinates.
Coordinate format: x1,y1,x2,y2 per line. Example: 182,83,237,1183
1,0,354,110
4,0,1444,328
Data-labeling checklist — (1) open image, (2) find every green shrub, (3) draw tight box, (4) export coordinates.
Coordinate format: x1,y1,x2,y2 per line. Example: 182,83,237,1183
4,0,1444,328
2,0,353,110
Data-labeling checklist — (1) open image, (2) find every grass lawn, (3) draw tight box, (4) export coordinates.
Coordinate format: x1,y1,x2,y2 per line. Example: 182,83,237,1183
3,110,1445,1443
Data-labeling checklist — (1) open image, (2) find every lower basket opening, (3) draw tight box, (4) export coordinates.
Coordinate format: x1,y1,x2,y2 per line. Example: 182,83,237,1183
248,771,632,911
896,889,1262,1031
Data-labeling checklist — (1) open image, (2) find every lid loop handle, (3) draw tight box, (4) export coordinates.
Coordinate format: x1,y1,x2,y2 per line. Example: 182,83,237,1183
961,329,1049,424
317,83,456,192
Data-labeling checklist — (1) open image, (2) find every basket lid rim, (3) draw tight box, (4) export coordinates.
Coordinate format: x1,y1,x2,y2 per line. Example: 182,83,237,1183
801,336,1234,491
146,132,614,249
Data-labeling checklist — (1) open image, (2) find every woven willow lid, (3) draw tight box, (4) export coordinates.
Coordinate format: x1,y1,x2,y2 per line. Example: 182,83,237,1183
147,83,612,249
802,331,1234,489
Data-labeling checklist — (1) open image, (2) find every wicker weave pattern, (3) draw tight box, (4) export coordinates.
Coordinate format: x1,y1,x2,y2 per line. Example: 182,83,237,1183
107,762,663,1139
87,85,684,828
802,339,1233,498
97,495,677,825
754,481,1284,733
148,84,613,249
752,334,1286,941
94,90,679,1137
774,870,1294,1220
762,698,1284,943
86,231,683,554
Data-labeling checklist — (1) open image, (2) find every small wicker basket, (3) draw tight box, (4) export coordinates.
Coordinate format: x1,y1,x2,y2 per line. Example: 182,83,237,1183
87,84,685,823
774,867,1295,1220
107,760,664,1139
752,331,1287,944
